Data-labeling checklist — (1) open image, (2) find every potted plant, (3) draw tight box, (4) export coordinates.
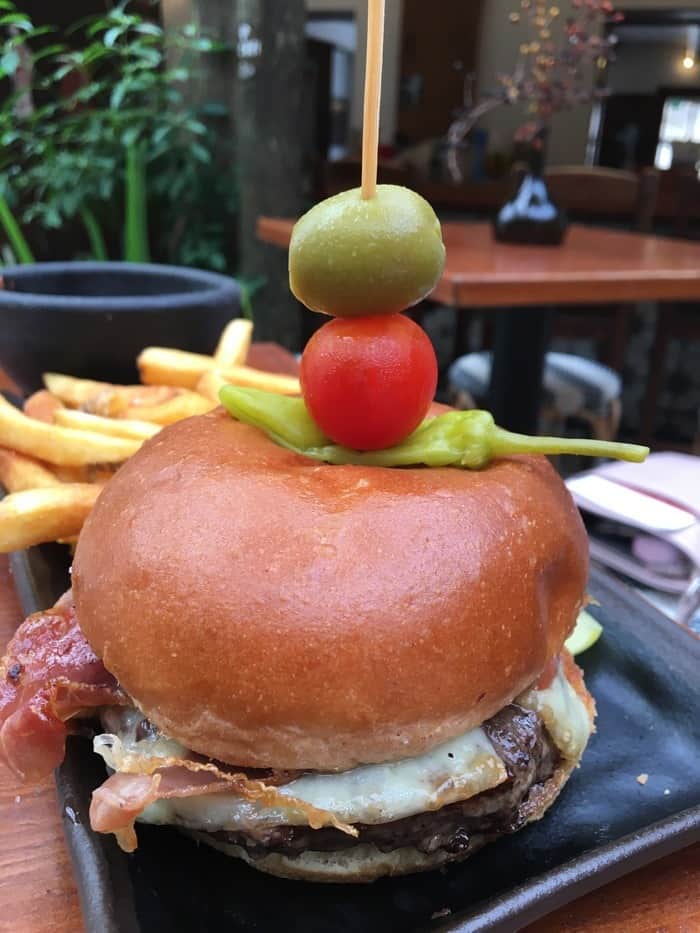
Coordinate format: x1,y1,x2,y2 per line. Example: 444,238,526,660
447,0,622,245
0,0,242,392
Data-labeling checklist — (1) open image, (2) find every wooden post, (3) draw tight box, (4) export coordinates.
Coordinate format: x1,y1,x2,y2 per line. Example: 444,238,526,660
161,0,307,350
233,0,307,349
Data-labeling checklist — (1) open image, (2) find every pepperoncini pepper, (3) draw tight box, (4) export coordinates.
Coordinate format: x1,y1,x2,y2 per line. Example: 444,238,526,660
219,386,649,469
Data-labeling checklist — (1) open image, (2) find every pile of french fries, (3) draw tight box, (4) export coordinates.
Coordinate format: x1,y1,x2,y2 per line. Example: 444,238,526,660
0,319,300,553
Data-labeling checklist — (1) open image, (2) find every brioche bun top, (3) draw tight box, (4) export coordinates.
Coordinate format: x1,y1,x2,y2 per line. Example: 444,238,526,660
72,408,588,771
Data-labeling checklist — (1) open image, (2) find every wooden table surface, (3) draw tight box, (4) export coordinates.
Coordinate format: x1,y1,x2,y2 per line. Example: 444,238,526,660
1,366,699,932
257,217,700,308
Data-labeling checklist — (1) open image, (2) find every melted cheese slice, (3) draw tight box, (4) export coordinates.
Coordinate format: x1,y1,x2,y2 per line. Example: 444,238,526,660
516,659,591,762
95,663,592,834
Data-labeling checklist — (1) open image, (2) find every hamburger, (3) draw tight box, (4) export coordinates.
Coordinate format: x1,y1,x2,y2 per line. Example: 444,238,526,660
0,406,594,883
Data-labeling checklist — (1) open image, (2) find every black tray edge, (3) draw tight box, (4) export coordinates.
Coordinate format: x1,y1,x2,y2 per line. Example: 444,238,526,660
9,544,66,617
435,806,700,932
57,740,141,933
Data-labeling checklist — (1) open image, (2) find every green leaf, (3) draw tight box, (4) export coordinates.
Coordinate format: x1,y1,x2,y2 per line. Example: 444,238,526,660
32,44,68,64
104,26,123,47
121,125,141,147
80,207,109,260
152,124,170,146
0,50,19,75
186,120,207,136
131,45,161,67
80,44,111,66
201,37,230,53
71,13,108,36
44,206,62,228
14,25,53,42
124,141,150,262
135,22,161,37
0,13,31,29
110,82,128,109
50,63,75,82
0,194,34,263
190,143,211,163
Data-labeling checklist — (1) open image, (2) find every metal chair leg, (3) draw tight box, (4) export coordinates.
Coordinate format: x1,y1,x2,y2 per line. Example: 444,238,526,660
640,305,672,446
607,306,630,373
453,308,471,360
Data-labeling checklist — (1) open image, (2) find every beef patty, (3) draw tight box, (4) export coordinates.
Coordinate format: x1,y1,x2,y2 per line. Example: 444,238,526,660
208,704,559,860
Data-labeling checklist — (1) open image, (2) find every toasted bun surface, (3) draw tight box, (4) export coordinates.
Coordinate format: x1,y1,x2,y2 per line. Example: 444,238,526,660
72,409,588,771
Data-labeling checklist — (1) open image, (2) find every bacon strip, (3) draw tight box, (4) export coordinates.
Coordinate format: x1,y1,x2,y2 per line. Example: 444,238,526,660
90,769,238,852
0,592,126,779
90,735,357,852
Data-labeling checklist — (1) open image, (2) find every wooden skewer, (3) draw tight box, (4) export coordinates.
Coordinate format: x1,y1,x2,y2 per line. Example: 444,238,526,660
361,0,386,200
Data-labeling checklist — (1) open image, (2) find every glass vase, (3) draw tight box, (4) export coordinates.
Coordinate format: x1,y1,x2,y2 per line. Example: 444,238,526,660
494,128,568,246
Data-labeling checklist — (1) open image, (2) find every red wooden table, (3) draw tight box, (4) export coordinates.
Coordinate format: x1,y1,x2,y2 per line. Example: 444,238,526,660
258,219,700,308
1,364,699,931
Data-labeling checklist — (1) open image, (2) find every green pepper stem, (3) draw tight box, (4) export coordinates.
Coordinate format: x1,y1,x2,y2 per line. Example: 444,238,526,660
490,427,649,463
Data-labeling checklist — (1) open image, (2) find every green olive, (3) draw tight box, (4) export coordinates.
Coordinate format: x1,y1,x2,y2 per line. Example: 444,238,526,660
289,184,446,317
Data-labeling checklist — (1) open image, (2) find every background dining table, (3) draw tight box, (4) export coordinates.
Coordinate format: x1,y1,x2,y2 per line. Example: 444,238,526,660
258,218,700,434
0,362,699,932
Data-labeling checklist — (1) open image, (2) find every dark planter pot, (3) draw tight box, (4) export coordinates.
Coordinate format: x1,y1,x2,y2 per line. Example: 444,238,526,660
0,262,241,395
493,129,568,246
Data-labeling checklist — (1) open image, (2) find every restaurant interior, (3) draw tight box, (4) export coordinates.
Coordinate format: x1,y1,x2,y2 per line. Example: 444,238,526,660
0,3,699,929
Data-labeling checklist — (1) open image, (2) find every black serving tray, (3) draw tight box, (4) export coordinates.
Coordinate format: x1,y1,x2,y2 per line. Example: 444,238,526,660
8,547,700,933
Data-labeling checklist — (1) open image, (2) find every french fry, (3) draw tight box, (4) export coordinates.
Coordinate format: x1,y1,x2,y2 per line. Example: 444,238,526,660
84,387,130,418
124,391,215,425
196,369,227,403
43,373,176,416
45,374,207,426
23,390,64,424
43,373,114,408
86,384,178,418
217,364,300,397
138,348,216,389
0,484,100,553
0,448,62,493
214,319,253,368
0,396,141,466
0,320,300,552
138,347,300,396
54,408,161,441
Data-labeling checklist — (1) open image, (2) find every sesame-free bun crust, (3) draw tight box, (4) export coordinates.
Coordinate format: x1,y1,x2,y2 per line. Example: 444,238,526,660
72,409,588,771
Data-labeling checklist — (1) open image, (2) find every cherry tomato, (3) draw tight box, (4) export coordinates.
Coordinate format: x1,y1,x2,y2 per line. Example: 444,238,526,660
300,314,438,451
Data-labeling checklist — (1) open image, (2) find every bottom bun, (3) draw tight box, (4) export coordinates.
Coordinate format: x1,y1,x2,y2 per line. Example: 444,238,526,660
186,756,578,883
189,834,457,882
